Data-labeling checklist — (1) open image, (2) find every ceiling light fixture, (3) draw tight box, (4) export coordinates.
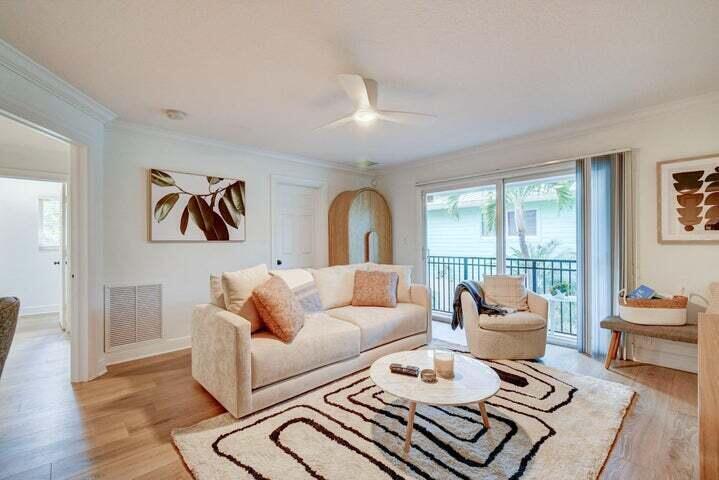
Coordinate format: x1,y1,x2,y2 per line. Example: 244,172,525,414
164,109,187,120
353,109,378,123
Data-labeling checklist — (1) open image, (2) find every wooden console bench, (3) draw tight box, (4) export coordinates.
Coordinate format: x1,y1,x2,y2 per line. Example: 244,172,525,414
599,316,698,369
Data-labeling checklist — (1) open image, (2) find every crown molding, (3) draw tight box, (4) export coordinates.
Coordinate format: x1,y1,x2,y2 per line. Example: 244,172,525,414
108,120,371,175
378,90,719,174
0,38,117,124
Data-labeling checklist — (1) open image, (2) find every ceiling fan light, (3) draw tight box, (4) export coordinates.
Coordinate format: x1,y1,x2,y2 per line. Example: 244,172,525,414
353,109,378,123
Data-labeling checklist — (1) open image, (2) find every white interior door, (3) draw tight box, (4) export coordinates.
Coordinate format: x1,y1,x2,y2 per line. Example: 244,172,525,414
272,181,319,269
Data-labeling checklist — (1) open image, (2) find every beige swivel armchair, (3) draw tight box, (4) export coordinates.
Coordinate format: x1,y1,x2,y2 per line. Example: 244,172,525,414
461,285,549,360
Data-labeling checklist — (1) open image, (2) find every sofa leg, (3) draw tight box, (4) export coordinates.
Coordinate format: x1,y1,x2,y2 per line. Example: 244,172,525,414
604,331,620,369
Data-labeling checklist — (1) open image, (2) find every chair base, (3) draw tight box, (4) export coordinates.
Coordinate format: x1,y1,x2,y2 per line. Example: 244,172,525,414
465,326,547,360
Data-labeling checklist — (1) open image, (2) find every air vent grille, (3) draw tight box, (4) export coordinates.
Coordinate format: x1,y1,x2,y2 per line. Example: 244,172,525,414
104,283,162,351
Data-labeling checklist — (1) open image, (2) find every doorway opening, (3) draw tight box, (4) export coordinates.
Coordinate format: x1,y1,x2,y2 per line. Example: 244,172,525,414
0,115,72,385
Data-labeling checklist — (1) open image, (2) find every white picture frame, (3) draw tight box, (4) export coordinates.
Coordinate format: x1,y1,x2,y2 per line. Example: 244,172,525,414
657,154,719,244
149,169,246,242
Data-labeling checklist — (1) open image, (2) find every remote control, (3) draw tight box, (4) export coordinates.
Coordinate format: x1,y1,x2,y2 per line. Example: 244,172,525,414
389,363,420,377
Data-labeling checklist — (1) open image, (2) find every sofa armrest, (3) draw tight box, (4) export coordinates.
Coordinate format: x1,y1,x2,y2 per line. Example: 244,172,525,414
192,304,252,418
528,291,549,320
410,283,432,336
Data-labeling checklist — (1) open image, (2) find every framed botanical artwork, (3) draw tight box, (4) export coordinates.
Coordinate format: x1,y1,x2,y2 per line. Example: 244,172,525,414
657,154,719,244
149,169,246,242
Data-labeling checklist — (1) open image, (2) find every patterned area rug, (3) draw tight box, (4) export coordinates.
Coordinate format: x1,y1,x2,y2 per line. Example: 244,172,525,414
173,357,633,479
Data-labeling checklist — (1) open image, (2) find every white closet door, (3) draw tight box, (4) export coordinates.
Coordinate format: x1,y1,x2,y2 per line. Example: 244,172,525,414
272,183,317,269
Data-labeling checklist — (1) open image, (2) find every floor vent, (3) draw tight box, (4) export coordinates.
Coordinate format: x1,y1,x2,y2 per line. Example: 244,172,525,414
104,283,162,351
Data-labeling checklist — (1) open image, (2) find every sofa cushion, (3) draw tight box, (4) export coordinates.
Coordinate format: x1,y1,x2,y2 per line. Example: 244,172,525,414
309,264,367,309
326,303,426,351
352,270,398,307
222,264,271,332
367,263,413,303
250,312,361,389
482,275,529,311
479,311,546,332
270,269,322,313
252,276,305,343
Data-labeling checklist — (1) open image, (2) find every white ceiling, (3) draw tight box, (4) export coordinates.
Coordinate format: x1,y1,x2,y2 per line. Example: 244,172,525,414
1,1,718,167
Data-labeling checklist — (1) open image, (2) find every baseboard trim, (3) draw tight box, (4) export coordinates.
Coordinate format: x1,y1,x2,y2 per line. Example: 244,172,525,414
20,304,60,316
105,336,191,366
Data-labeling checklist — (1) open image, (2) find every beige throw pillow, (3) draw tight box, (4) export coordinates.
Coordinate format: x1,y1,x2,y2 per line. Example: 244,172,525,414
252,276,305,343
352,270,399,307
310,264,367,309
209,274,226,309
482,275,529,311
367,263,413,303
221,264,271,332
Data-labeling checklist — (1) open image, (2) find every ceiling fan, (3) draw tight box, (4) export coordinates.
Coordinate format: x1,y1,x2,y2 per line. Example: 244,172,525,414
317,74,436,130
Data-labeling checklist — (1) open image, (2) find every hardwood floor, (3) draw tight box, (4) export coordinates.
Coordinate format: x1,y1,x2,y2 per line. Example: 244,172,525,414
0,318,697,479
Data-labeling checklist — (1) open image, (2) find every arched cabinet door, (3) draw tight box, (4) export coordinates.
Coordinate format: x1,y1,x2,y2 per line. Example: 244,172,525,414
329,188,392,266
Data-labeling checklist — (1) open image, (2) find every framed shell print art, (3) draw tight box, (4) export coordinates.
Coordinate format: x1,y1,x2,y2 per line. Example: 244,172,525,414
149,169,246,242
657,154,719,243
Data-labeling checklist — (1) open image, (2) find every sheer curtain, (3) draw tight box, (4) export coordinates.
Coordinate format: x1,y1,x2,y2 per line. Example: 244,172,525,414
577,151,635,356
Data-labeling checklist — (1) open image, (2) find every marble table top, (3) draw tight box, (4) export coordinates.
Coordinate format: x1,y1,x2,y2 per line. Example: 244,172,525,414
369,350,501,406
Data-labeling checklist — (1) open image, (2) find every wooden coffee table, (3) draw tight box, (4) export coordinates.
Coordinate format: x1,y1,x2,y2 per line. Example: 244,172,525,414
369,350,501,453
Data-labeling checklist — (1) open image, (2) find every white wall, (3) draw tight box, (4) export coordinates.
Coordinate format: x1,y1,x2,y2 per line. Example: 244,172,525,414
0,178,63,315
379,97,719,317
103,124,370,362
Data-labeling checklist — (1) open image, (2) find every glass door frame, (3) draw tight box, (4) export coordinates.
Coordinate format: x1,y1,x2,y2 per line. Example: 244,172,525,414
419,160,580,348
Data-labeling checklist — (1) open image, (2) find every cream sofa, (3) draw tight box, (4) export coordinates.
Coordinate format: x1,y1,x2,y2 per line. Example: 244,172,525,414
461,284,549,360
192,264,431,418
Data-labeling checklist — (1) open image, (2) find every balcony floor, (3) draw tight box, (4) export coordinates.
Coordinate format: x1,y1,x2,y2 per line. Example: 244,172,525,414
432,320,468,346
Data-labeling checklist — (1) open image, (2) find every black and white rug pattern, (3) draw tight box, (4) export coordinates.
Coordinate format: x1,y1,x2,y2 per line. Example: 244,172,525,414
173,358,634,479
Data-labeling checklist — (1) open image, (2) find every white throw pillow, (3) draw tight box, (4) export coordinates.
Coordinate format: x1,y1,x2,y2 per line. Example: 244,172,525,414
209,274,226,309
269,268,314,290
481,275,529,311
222,264,271,332
367,263,413,303
310,264,367,309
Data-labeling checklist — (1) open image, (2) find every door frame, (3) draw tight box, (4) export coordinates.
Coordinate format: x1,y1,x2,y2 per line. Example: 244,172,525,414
270,175,328,269
0,109,96,383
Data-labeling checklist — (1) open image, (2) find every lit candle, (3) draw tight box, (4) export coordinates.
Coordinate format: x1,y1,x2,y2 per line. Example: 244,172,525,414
433,350,454,379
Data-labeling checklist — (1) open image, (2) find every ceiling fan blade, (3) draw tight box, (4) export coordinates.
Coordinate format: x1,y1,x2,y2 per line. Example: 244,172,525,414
377,110,437,126
364,78,378,109
337,74,370,109
314,114,355,130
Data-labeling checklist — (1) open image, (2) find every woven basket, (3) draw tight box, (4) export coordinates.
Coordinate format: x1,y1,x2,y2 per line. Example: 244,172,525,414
619,294,688,309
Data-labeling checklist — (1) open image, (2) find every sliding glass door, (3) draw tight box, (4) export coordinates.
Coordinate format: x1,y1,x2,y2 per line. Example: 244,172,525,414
423,152,631,353
423,165,580,348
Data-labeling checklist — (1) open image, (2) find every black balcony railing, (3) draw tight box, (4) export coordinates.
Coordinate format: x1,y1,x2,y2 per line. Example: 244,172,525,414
426,255,578,336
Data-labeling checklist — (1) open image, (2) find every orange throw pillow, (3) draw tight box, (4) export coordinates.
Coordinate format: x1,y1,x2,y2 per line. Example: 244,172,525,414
252,276,305,342
352,270,399,307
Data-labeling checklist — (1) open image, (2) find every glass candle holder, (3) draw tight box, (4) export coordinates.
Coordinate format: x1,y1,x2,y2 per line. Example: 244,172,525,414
433,349,455,379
